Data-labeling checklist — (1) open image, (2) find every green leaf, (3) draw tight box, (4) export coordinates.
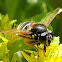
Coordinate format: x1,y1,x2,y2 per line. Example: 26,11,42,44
10,19,17,24
1,14,9,26
0,38,3,43
21,51,36,62
0,35,8,60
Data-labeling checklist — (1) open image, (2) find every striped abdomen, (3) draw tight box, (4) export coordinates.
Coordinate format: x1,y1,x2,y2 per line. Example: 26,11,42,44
17,21,34,31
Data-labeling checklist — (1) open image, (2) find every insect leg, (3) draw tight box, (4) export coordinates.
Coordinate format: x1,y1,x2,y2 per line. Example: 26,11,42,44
25,41,40,57
44,41,46,52
35,43,46,56
8,34,31,40
37,47,45,53
25,41,38,51
48,40,51,46
37,47,46,56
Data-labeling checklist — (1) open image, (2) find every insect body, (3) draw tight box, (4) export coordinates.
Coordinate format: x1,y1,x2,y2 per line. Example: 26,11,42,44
0,7,60,53
17,21,53,52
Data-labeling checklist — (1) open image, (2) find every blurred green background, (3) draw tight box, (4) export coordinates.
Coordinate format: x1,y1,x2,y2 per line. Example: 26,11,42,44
0,0,62,42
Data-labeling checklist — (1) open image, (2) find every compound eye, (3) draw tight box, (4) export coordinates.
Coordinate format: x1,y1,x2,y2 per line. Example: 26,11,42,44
46,35,52,39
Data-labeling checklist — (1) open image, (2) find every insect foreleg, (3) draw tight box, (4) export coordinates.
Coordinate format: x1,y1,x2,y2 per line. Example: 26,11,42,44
35,43,46,56
25,41,38,51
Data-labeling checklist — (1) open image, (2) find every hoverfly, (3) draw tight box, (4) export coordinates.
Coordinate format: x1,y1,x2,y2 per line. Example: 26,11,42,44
0,7,60,53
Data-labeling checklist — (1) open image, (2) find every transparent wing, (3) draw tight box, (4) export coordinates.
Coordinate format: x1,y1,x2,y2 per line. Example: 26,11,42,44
39,7,60,27
0,29,31,34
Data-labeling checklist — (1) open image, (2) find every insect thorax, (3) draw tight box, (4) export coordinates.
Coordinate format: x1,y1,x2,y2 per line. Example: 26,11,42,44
30,24,47,40
30,24,53,42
